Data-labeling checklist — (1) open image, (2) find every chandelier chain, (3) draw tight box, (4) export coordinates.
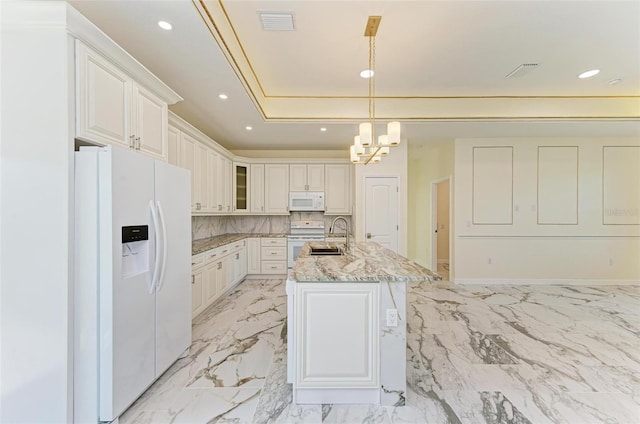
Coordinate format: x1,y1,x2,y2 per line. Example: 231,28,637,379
368,35,376,141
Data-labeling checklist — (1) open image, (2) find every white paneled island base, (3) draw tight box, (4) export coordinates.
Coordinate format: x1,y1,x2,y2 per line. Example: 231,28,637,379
287,241,437,406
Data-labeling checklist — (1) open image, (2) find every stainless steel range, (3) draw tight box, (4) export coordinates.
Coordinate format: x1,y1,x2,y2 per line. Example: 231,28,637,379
287,220,325,268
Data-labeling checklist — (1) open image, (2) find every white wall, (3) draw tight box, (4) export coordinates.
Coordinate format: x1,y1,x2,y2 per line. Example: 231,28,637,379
407,140,454,269
354,142,408,255
1,4,75,422
454,137,640,283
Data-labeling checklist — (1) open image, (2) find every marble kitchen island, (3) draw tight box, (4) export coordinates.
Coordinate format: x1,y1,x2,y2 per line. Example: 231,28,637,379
286,241,438,406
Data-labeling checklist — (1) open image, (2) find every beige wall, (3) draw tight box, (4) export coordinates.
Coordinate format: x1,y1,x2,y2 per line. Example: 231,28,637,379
454,137,640,283
407,140,454,269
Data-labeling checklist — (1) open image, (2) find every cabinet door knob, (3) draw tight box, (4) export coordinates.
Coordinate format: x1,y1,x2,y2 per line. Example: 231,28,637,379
366,232,372,239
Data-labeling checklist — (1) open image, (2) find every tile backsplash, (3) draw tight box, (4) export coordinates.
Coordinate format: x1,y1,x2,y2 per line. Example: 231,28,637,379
192,213,352,241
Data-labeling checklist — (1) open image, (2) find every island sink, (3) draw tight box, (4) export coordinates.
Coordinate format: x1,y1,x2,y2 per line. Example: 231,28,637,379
309,246,343,255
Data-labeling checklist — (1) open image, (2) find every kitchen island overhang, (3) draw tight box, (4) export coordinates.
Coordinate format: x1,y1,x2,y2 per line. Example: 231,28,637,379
286,241,438,406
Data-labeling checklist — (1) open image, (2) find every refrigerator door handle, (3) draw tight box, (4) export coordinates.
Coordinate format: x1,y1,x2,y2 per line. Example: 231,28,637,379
149,200,162,294
156,201,168,291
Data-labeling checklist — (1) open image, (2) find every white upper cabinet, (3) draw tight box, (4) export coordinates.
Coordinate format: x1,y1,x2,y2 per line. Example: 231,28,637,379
290,164,325,191
133,84,167,160
250,164,265,213
307,164,325,191
325,164,352,215
207,149,221,213
196,143,210,212
233,162,249,213
179,132,197,211
76,41,168,161
223,157,233,213
76,41,131,148
265,164,290,214
180,132,209,213
167,125,180,166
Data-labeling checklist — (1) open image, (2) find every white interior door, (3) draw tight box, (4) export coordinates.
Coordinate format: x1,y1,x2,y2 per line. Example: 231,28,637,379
154,161,192,377
364,177,399,253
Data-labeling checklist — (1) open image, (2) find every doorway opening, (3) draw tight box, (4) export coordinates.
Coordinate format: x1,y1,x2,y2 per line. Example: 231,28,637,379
431,177,451,280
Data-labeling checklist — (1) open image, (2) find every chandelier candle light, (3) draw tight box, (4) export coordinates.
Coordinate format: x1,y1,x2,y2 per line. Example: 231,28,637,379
350,16,401,165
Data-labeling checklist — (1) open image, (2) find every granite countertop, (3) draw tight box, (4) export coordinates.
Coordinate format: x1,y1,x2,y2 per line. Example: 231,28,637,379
292,241,440,282
192,233,288,255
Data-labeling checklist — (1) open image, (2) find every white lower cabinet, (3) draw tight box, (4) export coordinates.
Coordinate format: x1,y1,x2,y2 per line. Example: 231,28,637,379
191,240,248,319
260,238,287,274
191,267,205,317
215,258,228,295
205,261,219,306
247,238,261,274
294,283,379,398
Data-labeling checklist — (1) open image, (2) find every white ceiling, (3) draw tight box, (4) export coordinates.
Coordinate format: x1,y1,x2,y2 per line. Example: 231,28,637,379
68,0,640,151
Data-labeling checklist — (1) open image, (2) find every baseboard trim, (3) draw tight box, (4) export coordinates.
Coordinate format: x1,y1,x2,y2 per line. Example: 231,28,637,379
453,278,639,286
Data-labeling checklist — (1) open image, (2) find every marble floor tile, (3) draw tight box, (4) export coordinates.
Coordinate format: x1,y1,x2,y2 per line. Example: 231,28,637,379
119,278,640,424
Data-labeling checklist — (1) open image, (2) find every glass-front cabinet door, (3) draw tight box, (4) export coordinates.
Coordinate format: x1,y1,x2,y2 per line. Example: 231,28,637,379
233,162,249,213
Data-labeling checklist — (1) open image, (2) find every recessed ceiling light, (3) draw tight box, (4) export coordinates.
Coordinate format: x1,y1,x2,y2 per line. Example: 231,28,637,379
360,69,374,79
608,78,623,85
158,21,172,31
218,94,228,100
578,69,600,79
320,127,327,132
245,126,253,131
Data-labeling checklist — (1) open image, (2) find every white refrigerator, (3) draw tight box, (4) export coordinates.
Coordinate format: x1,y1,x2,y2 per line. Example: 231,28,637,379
74,145,191,423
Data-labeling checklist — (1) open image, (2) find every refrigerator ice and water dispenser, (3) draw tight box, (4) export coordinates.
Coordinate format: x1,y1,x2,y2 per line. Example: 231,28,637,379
121,225,149,278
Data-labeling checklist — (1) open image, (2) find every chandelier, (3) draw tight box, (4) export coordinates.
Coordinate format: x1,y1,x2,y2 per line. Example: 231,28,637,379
350,16,401,165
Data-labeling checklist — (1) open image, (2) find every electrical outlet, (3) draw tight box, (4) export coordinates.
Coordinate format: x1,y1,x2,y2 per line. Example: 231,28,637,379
609,258,613,266
386,309,398,327
487,258,492,265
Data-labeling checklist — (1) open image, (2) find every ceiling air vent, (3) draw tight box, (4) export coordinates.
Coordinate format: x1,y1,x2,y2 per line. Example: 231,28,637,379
504,63,539,79
259,12,295,31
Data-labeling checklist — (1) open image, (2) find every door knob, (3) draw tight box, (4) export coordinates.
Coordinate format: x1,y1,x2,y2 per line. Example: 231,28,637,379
366,232,372,239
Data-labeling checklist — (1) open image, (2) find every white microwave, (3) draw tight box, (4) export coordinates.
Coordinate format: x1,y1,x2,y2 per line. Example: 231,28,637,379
289,192,325,211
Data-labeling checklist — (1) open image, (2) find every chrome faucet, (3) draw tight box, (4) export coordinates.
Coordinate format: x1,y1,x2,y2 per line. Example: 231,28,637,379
329,216,350,251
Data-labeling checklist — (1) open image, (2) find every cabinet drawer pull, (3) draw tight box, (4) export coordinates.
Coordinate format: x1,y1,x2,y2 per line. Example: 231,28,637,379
222,249,228,253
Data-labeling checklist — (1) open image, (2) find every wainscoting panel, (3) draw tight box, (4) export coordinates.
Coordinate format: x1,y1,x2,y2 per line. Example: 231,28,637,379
537,146,579,225
603,146,640,225
472,146,513,225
